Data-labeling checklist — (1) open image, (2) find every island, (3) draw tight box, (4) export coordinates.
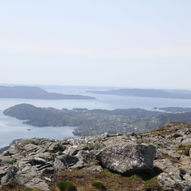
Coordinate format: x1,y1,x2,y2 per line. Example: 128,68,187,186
4,104,191,136
89,88,191,99
0,86,95,100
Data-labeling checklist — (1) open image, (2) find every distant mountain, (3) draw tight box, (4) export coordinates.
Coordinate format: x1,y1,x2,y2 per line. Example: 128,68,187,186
157,107,191,113
89,88,191,99
0,86,95,100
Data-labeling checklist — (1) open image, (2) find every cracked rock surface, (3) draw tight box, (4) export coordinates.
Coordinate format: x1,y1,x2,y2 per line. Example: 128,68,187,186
0,122,191,190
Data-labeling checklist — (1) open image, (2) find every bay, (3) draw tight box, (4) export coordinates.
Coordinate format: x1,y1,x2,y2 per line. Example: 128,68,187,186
0,86,191,148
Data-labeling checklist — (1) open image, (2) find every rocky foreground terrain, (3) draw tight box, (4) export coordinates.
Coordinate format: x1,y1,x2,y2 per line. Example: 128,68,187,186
1,122,191,191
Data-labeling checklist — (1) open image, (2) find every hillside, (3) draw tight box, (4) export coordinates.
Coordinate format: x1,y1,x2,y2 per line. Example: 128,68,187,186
4,104,162,136
0,86,94,100
4,104,191,136
0,122,191,190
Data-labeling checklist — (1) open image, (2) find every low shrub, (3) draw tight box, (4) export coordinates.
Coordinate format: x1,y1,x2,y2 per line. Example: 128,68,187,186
92,181,106,191
177,144,191,156
57,180,77,191
143,176,160,190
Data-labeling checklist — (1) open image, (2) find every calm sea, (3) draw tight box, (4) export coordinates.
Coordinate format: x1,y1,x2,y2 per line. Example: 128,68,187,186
0,86,191,147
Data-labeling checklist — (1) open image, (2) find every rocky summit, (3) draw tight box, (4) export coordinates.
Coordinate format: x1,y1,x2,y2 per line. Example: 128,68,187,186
1,122,191,191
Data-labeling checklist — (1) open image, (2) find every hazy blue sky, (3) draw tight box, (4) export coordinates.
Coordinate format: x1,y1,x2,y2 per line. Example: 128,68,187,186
0,0,191,89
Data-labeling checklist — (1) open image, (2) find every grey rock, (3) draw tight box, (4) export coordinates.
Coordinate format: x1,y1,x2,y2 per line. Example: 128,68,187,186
53,158,65,171
48,142,66,153
97,144,156,174
29,157,47,165
85,165,103,172
59,154,79,168
41,167,55,176
1,122,191,190
15,166,38,184
25,177,49,191
1,166,17,185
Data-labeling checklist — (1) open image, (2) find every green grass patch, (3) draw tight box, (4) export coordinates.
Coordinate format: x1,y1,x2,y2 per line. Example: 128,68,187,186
26,188,36,191
57,180,77,191
143,176,160,190
92,181,106,191
177,144,191,156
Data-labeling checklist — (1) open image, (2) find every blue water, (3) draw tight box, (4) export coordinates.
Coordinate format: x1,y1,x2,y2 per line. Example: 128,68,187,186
0,85,191,147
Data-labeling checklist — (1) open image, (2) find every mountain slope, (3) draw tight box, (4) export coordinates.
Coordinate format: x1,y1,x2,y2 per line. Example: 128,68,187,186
0,122,191,190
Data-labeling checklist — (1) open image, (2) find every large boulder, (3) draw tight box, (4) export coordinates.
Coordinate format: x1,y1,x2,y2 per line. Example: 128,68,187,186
97,144,156,174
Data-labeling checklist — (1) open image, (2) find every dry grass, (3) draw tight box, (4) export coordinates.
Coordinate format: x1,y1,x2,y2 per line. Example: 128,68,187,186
0,169,163,191
150,122,191,136
0,180,36,191
50,169,159,191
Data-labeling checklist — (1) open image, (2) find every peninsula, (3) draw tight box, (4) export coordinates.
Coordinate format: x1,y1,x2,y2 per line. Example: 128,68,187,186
0,86,95,100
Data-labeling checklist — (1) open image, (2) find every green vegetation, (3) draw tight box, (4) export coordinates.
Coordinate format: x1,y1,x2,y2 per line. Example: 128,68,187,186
4,104,162,136
26,188,36,191
143,176,160,190
57,180,77,191
5,104,191,136
92,181,106,191
177,144,191,156
55,169,144,191
151,122,191,136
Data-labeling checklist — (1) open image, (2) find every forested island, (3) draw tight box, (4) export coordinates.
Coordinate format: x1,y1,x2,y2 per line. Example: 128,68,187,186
4,104,191,136
89,88,191,99
0,86,95,100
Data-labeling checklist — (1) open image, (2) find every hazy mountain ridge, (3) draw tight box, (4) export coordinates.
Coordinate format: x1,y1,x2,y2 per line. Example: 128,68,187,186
157,107,191,113
0,86,95,100
89,88,191,99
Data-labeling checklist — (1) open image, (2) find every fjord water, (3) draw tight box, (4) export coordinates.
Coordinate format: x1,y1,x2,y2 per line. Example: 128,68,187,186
1,86,191,148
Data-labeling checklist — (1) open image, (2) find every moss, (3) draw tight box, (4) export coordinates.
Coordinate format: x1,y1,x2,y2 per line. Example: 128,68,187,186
143,176,160,190
177,144,191,156
87,143,104,150
92,181,106,191
26,188,36,191
57,180,77,191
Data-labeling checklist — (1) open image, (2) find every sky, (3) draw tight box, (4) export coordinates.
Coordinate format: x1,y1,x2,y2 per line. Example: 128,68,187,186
0,0,191,89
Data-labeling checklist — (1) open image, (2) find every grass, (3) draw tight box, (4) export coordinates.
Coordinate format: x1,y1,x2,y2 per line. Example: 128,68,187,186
52,169,145,191
143,176,160,190
92,181,106,191
0,180,37,191
150,122,191,136
0,169,163,191
26,188,36,191
177,144,191,156
57,180,77,191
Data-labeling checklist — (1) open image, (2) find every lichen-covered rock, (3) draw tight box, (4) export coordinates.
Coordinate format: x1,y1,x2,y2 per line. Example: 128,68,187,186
97,144,156,174
157,172,191,191
1,122,191,190
1,166,17,185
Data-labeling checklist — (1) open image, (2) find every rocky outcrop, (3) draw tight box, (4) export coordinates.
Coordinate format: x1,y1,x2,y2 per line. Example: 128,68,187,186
0,122,191,190
97,144,156,174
